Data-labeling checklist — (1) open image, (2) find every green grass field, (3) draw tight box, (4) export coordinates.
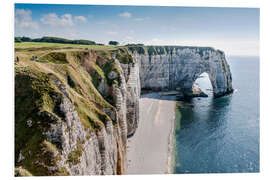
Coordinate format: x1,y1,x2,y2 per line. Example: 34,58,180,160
15,42,116,50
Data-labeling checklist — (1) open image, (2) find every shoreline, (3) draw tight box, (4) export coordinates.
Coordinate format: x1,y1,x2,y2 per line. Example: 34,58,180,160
166,102,176,174
126,92,176,174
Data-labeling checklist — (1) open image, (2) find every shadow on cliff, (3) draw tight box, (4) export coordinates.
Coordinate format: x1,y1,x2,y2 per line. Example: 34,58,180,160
140,92,180,101
140,92,211,101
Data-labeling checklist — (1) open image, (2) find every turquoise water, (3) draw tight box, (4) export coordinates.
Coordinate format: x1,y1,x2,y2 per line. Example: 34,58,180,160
174,56,260,173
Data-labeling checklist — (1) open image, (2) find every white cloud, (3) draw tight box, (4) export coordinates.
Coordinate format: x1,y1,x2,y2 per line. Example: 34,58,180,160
119,12,132,18
40,13,74,27
15,9,38,30
74,16,87,23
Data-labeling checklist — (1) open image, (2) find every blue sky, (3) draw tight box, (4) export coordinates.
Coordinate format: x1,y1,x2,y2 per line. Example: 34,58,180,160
15,4,259,56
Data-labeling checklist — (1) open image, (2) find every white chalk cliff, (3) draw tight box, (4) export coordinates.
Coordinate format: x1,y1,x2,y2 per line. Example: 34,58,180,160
135,46,233,97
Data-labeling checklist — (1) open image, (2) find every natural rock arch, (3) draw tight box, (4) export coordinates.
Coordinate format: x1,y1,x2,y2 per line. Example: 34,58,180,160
136,47,233,98
176,55,233,98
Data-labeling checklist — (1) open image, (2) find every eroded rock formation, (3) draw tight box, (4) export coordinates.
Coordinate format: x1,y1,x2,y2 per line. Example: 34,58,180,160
135,46,233,98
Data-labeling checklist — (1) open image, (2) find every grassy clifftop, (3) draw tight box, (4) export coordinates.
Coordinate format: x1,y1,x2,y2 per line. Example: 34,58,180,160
126,45,216,56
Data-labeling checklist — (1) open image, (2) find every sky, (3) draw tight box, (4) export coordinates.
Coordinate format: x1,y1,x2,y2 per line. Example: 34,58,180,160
14,4,259,56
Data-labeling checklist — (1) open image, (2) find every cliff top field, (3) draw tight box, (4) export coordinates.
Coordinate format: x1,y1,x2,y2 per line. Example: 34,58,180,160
15,42,115,50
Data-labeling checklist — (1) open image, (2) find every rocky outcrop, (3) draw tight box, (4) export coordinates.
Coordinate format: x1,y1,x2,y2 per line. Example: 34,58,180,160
134,46,233,98
44,79,119,175
120,60,141,137
15,65,124,175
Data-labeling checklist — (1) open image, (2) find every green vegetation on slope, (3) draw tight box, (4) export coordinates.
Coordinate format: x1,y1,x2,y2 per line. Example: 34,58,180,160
66,140,83,165
14,45,125,175
15,66,64,175
124,44,215,56
37,52,68,64
15,42,114,50
126,45,146,54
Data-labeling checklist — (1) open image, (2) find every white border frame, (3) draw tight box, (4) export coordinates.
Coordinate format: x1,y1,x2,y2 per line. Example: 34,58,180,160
1,0,268,180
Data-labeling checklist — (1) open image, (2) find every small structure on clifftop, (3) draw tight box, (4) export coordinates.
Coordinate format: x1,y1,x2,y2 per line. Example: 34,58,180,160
31,56,38,61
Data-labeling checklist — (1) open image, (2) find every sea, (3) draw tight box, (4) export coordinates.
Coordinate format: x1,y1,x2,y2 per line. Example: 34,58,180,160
174,56,260,173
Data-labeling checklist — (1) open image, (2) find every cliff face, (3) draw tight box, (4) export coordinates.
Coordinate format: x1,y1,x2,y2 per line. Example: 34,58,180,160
134,46,233,97
15,45,232,176
15,49,135,176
